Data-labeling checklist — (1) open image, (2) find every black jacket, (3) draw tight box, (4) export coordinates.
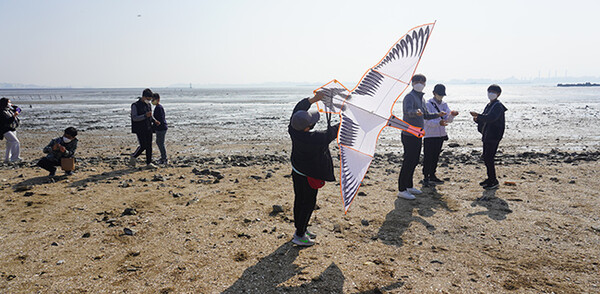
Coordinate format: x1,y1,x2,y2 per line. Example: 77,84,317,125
288,98,339,181
0,107,19,137
43,137,78,162
477,99,507,142
131,99,153,134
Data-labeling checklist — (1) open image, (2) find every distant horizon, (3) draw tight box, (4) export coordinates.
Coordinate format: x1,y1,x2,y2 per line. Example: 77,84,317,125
2,75,600,90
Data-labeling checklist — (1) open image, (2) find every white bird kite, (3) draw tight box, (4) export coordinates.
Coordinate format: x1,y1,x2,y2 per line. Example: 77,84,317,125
315,22,435,213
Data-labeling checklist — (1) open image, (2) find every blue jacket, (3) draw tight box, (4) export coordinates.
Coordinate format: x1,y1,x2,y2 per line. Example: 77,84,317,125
153,104,168,131
477,99,507,142
288,98,339,181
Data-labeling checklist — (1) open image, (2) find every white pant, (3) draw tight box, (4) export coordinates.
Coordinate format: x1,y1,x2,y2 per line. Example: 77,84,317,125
3,131,20,162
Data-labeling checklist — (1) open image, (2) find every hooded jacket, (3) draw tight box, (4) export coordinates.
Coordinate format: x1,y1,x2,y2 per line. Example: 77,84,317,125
477,99,507,142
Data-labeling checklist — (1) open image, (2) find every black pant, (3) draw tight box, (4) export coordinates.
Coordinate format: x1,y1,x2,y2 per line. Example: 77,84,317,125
132,131,152,164
292,170,318,236
398,134,422,191
422,137,444,179
37,157,60,173
483,140,500,182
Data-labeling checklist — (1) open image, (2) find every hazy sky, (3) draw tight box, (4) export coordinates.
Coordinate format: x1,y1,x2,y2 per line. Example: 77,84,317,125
1,0,599,88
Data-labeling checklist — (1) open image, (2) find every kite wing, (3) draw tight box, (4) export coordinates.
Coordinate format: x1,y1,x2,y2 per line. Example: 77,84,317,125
316,22,435,213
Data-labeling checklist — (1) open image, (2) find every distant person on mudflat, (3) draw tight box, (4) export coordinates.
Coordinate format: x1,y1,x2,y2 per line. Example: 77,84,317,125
470,84,507,190
288,91,339,247
130,88,158,169
422,84,459,187
151,93,168,165
397,74,446,200
37,127,78,176
0,97,22,163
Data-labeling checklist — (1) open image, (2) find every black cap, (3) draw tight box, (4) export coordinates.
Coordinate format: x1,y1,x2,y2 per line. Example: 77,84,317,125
433,84,446,96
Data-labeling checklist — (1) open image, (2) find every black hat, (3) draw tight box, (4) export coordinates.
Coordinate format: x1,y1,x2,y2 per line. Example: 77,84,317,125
433,84,446,96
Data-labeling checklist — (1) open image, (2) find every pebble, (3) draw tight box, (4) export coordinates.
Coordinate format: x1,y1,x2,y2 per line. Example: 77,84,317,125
121,208,137,216
123,228,135,236
56,260,65,265
271,205,284,213
82,232,91,238
361,219,370,226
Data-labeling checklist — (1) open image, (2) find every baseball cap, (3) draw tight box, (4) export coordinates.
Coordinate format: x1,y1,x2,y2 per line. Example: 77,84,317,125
433,84,446,96
291,110,320,131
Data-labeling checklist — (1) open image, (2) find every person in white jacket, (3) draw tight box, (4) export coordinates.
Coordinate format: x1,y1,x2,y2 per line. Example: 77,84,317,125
422,84,458,186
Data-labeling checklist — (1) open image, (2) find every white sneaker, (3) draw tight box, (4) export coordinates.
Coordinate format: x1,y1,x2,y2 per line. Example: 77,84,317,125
407,187,422,195
145,163,158,169
397,190,416,200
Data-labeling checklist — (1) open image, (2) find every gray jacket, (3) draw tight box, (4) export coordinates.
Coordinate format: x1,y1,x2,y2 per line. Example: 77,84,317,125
402,89,440,135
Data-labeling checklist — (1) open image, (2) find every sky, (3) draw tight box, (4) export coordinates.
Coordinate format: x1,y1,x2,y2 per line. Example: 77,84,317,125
1,0,599,88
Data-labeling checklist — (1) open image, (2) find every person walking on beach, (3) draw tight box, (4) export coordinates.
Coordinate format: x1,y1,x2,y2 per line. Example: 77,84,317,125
288,91,339,246
37,127,78,176
398,74,446,200
130,89,158,168
0,97,21,163
470,84,507,190
422,84,459,186
151,93,168,164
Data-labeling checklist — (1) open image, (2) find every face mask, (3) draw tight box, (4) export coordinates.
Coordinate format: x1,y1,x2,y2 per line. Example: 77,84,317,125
152,100,158,106
488,92,498,100
145,99,152,104
63,137,72,143
413,83,425,92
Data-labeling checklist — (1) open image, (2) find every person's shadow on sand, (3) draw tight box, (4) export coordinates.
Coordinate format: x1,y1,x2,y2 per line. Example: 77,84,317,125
467,189,512,221
223,242,406,293
12,174,71,191
68,168,141,188
377,188,454,247
222,242,344,293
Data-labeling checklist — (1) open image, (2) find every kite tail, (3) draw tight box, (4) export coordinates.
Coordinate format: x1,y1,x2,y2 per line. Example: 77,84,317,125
387,115,425,138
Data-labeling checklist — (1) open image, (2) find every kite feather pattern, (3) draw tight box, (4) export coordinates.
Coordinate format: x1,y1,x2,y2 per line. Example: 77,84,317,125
315,22,436,213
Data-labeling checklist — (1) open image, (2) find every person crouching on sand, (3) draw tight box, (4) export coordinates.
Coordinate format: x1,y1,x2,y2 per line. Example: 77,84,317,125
470,84,507,190
288,91,339,246
37,127,78,176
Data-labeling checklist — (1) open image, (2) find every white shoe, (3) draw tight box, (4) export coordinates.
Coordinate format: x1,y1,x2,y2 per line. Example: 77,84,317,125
146,163,158,169
407,187,422,195
397,190,416,200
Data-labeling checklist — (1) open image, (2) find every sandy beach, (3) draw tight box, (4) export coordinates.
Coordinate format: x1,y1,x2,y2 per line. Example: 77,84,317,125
0,128,599,293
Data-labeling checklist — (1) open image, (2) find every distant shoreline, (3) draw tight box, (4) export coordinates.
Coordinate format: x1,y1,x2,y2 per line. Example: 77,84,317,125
557,82,600,87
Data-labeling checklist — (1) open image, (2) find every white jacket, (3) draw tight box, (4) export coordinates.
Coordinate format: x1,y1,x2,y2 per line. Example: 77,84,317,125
423,98,456,139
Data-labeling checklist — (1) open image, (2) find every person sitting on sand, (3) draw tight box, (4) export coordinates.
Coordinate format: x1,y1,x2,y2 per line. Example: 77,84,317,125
470,84,507,190
288,91,339,247
37,127,78,176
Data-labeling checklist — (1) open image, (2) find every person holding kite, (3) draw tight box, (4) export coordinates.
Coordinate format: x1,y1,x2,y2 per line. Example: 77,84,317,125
398,74,446,200
470,84,507,190
288,91,340,246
